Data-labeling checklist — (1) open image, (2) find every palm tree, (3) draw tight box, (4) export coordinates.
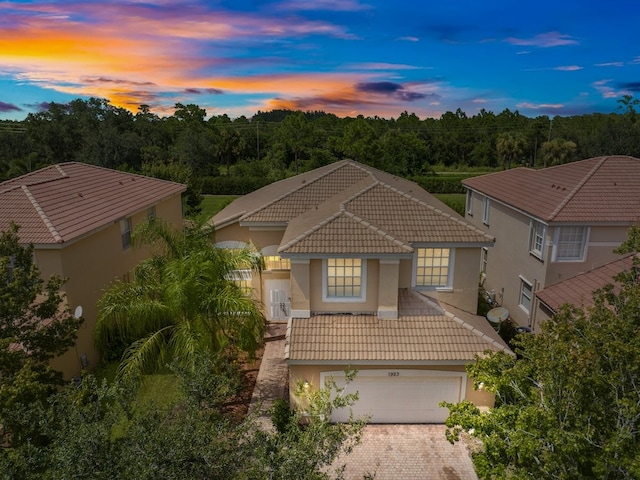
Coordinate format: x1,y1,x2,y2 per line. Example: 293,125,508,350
495,133,526,169
95,219,266,382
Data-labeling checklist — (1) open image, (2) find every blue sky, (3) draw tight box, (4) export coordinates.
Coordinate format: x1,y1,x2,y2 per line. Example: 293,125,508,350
1,0,639,120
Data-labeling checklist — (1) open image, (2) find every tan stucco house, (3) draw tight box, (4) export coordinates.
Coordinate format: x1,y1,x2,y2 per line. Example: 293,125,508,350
212,160,511,423
0,162,186,378
462,155,640,330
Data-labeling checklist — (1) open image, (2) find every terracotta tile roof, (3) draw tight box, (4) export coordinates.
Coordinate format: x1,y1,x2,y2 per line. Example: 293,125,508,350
0,162,186,245
462,156,640,222
286,289,512,362
536,254,635,312
213,160,493,255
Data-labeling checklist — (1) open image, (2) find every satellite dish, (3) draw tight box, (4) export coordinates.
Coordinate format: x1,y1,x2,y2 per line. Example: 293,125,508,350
74,305,83,318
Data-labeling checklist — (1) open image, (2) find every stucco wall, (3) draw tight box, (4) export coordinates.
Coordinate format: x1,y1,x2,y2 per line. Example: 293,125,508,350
45,194,183,378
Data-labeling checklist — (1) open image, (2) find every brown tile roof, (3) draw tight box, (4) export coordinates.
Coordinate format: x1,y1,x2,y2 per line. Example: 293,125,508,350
213,160,493,255
0,162,186,245
286,289,512,363
536,254,635,312
462,156,640,222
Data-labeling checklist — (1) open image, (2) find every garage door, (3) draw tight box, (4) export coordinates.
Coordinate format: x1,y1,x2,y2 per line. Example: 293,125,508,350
322,369,466,423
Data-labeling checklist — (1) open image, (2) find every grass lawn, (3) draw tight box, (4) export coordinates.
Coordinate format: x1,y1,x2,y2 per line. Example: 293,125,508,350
199,195,238,220
434,193,466,216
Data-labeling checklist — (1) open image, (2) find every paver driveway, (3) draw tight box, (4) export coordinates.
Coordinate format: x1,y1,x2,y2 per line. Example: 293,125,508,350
335,424,478,480
251,324,479,480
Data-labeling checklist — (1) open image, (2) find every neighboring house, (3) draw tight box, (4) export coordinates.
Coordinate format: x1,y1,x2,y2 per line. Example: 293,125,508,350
212,160,512,423
462,155,640,330
0,162,186,378
534,254,635,328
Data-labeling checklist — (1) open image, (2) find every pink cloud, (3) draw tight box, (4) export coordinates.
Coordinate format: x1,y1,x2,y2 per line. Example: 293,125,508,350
506,31,578,48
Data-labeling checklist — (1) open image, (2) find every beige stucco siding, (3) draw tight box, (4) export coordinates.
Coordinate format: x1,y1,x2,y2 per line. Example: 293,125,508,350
47,195,183,378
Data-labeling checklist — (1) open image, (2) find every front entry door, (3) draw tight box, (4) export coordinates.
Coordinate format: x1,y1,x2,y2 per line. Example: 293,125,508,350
264,279,291,321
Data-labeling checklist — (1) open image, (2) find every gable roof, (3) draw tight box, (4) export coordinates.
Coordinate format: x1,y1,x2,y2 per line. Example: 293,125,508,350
0,162,186,245
536,254,635,313
213,160,493,255
462,156,640,223
286,289,513,363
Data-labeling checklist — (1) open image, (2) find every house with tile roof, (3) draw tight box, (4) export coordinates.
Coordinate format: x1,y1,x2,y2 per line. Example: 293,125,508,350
462,155,640,330
212,159,512,423
535,253,635,325
0,162,186,378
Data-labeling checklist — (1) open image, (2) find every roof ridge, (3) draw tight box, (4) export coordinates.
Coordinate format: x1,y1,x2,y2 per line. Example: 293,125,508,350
366,183,495,241
21,185,63,243
241,160,352,221
548,156,607,220
409,290,514,355
342,210,413,252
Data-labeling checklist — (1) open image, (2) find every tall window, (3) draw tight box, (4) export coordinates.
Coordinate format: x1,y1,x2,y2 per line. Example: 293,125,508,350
147,206,156,221
120,217,132,250
529,220,546,259
415,248,451,288
326,258,362,298
481,247,488,278
519,278,533,313
5,255,15,284
227,269,252,296
482,197,490,225
466,190,474,216
555,226,588,261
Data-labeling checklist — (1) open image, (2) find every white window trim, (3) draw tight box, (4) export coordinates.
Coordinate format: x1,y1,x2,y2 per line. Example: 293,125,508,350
466,190,474,216
552,226,590,262
480,247,488,280
518,276,533,314
120,217,132,250
322,258,367,303
528,220,546,260
412,248,455,291
482,197,490,225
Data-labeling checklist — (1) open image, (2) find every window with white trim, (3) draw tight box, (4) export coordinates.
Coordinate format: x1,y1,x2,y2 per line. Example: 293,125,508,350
147,206,156,221
519,278,533,313
120,217,132,250
554,226,588,261
415,248,451,288
480,247,488,278
529,220,546,259
482,197,490,225
325,258,363,298
466,190,474,215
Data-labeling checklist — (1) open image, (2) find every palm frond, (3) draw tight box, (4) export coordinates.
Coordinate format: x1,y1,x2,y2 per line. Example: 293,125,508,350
117,326,174,383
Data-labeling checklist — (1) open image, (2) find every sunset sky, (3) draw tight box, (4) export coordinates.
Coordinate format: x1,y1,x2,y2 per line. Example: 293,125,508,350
2,0,640,121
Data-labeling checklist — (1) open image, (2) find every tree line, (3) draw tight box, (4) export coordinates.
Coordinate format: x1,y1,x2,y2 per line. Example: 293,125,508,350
1,96,639,199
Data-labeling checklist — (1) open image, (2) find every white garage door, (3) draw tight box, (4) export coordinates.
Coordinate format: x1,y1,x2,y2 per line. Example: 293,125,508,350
322,369,466,424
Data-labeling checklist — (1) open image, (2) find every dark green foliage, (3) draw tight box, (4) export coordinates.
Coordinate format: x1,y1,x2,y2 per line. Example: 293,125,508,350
442,226,640,479
270,398,296,435
0,223,83,450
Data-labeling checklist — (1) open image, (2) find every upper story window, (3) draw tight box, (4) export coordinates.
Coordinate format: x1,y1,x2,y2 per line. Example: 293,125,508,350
324,258,364,301
519,277,533,314
554,226,588,262
415,248,452,289
466,190,474,216
120,217,132,250
482,197,490,225
529,220,546,259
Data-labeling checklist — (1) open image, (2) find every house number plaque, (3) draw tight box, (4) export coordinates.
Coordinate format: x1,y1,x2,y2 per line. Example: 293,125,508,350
388,371,400,377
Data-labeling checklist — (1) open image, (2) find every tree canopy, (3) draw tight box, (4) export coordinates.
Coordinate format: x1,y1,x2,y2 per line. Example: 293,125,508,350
442,226,640,479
